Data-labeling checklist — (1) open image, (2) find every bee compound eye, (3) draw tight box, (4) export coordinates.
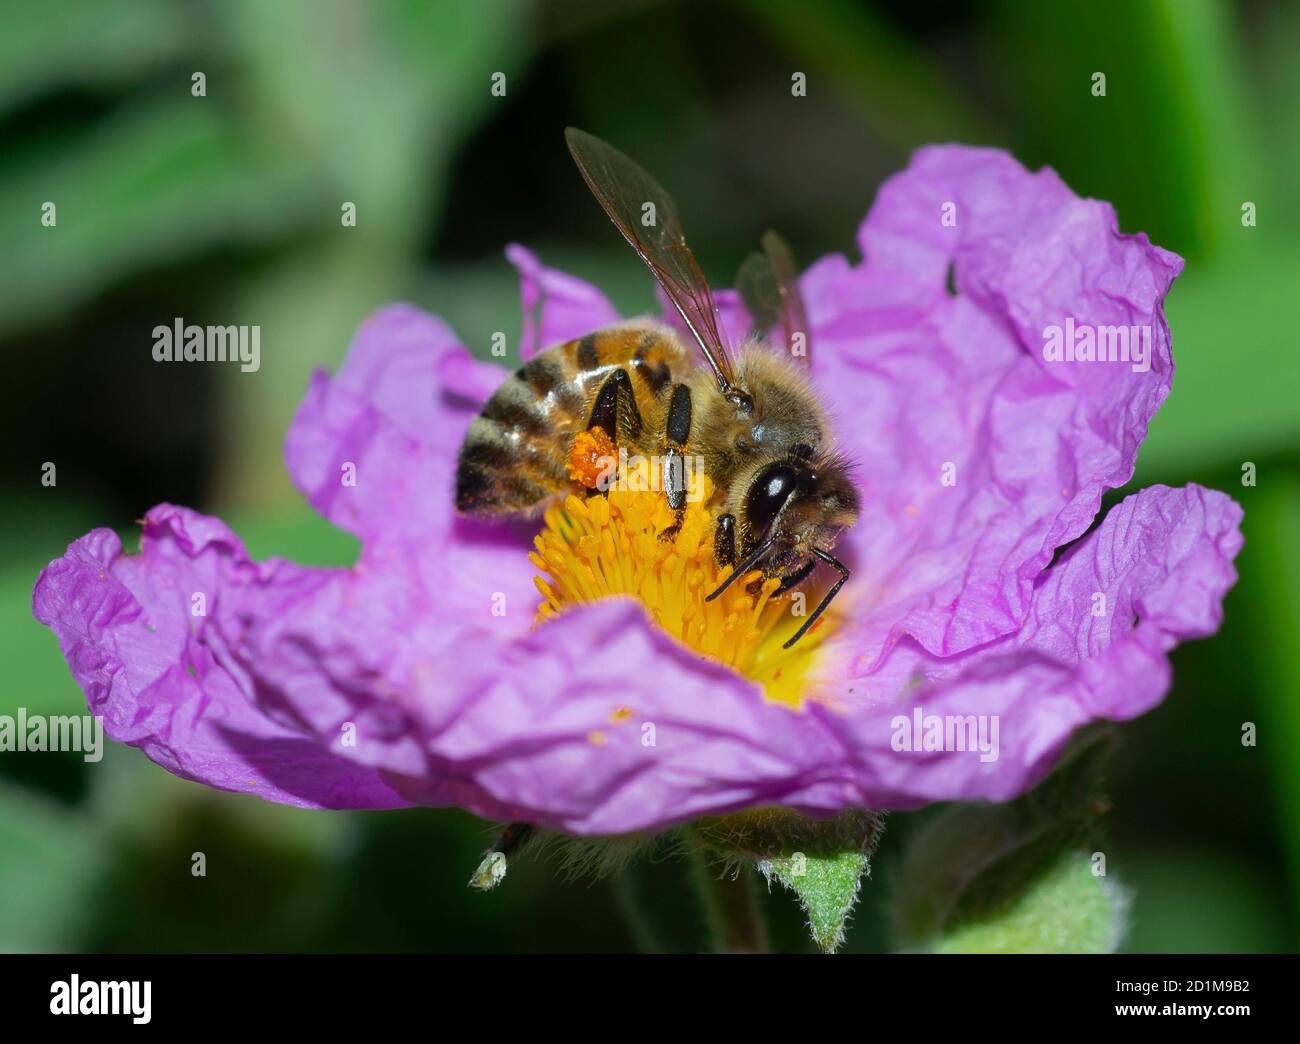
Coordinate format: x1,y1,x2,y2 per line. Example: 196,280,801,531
745,462,801,536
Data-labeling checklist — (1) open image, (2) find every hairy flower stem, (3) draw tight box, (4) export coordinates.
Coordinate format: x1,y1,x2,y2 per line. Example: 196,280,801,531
689,841,770,954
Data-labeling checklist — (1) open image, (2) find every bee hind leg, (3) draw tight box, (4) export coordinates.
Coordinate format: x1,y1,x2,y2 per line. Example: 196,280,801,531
655,382,696,541
587,368,641,440
583,369,641,500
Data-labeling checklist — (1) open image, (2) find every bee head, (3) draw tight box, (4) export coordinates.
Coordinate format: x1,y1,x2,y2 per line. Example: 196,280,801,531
741,448,859,573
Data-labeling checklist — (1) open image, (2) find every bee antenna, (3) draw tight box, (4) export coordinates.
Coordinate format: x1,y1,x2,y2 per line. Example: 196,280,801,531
705,538,775,602
782,548,850,649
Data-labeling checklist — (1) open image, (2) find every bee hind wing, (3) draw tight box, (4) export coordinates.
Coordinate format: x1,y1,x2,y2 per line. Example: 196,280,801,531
755,229,811,368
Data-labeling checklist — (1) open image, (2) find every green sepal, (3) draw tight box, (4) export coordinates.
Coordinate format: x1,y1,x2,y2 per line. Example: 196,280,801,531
758,847,870,954
694,807,884,953
929,848,1129,954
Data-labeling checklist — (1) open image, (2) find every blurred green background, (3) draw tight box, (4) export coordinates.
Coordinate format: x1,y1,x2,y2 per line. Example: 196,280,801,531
2,0,1298,953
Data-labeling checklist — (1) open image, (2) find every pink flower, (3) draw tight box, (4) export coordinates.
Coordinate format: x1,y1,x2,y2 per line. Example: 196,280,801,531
34,146,1242,834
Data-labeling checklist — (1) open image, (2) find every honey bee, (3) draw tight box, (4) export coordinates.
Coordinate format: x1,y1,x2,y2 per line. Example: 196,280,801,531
455,127,858,648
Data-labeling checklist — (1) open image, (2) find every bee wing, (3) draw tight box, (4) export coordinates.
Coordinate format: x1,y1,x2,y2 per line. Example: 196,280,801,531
565,127,736,390
753,230,810,367
736,248,781,343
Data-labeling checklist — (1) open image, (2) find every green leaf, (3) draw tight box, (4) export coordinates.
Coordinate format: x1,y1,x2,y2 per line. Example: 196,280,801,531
737,0,988,150
223,0,534,246
0,0,191,112
1236,477,1300,944
0,783,104,951
1120,850,1289,953
0,98,315,336
1136,248,1300,479
212,0,534,505
991,0,1261,262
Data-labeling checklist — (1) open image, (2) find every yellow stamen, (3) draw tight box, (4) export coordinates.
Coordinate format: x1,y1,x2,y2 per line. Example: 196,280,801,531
532,475,837,708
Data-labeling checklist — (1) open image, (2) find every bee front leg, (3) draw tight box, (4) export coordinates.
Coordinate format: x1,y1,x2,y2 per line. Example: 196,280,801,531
775,557,815,594
782,549,851,649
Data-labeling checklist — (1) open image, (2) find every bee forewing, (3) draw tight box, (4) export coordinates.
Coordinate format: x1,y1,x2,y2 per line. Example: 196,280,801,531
565,127,737,391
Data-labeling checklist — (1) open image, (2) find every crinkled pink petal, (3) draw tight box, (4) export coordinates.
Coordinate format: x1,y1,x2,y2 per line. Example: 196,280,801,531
807,145,1184,669
31,509,410,809
506,243,620,359
283,304,539,634
811,483,1243,809
379,600,860,833
437,345,510,404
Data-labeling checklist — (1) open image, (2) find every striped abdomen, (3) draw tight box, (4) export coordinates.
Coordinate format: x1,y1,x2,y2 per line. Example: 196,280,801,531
455,322,688,516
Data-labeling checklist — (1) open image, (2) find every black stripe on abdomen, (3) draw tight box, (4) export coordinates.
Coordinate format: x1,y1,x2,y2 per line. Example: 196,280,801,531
576,334,601,370
517,355,561,396
481,383,547,436
633,334,673,396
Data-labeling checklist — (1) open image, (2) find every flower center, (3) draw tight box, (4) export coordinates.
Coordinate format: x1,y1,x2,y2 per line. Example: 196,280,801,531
530,467,837,708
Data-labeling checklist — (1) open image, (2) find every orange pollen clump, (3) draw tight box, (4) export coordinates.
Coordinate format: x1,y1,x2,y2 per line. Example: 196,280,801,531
567,428,617,488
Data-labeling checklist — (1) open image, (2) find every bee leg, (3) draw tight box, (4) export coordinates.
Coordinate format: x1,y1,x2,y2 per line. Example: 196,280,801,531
782,549,850,649
663,448,687,512
657,449,688,541
706,535,775,602
663,384,693,509
584,369,641,500
658,383,695,540
714,514,737,568
587,368,642,440
775,557,815,595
